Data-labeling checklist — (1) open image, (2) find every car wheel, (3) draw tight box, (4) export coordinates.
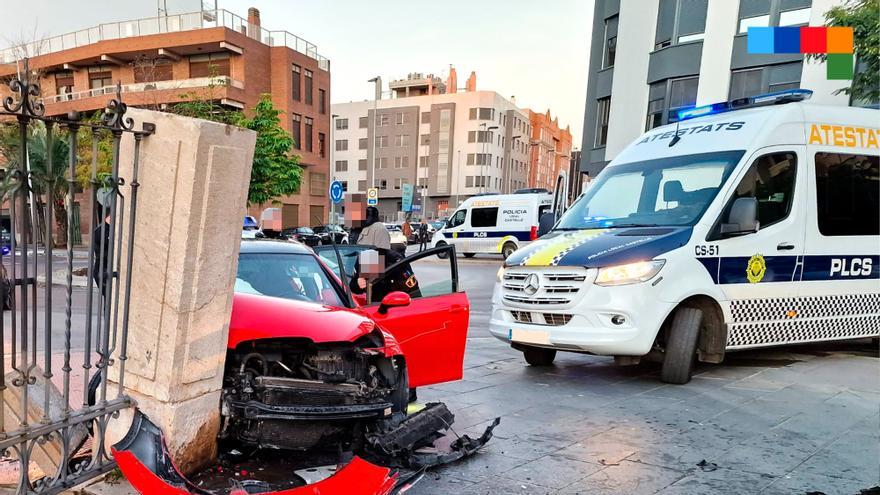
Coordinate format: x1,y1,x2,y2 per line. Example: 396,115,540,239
436,242,448,259
660,307,703,385
463,253,476,258
389,361,409,414
522,346,556,366
502,242,517,259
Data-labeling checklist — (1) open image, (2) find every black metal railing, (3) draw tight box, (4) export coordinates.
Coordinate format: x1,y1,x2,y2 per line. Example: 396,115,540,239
0,59,153,494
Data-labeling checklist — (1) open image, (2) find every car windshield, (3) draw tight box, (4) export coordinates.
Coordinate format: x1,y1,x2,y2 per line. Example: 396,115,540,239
557,150,745,229
236,253,344,307
298,227,315,234
385,225,401,231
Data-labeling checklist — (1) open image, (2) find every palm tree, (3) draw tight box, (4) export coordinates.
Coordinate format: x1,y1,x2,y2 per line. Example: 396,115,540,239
0,122,71,247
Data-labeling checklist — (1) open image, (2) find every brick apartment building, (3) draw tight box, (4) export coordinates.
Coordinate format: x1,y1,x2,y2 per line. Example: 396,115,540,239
0,6,331,240
527,109,573,191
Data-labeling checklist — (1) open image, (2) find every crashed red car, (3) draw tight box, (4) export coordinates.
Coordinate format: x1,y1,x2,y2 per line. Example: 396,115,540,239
115,240,495,494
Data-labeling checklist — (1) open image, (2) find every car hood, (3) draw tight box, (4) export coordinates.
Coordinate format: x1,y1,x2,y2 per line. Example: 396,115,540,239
228,292,376,349
505,227,692,268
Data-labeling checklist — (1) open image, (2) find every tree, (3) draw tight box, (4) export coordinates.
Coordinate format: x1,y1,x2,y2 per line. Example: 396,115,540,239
0,122,71,246
237,94,302,205
169,92,302,205
810,0,879,102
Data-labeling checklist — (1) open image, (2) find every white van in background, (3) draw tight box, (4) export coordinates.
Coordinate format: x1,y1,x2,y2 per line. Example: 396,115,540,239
432,192,553,258
490,89,880,384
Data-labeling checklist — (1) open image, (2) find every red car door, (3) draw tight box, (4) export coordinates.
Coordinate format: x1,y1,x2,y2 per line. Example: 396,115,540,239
361,245,469,388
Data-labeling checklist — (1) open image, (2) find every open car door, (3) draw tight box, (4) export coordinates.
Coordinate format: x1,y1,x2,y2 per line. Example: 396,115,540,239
315,245,469,387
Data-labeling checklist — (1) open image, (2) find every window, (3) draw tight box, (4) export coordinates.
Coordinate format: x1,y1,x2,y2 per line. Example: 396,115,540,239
394,156,409,168
379,179,388,190
335,139,348,151
292,114,302,150
54,71,74,97
721,152,797,232
375,157,388,169
396,112,405,125
310,172,326,196
292,64,301,101
358,159,368,170
394,135,410,147
394,178,402,189
134,59,173,83
358,180,367,191
318,89,326,114
738,14,770,33
655,0,708,49
729,69,762,100
420,134,430,145
668,77,698,112
421,111,431,124
815,153,879,236
335,160,348,171
359,116,368,128
341,181,348,191
318,133,326,158
419,156,429,167
595,97,610,147
335,118,349,130
779,7,811,26
304,117,313,152
471,207,498,227
189,53,230,77
468,131,493,143
468,108,495,120
88,66,113,90
466,153,492,166
376,114,390,126
603,15,618,69
236,253,342,306
358,138,368,150
304,69,313,105
767,62,803,93
375,135,389,148
448,209,466,227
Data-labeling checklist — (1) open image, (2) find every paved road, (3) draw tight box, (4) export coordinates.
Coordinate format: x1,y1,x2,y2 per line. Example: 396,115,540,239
408,255,879,495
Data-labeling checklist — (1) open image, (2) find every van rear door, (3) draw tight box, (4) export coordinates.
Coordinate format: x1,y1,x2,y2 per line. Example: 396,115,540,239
705,147,806,349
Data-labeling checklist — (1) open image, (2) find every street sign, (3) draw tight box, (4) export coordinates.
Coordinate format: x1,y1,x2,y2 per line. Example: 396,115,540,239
367,187,379,206
329,180,344,204
412,204,421,212
401,183,414,212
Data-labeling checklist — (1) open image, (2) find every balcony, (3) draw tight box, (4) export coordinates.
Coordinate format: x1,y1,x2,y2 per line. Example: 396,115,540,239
44,76,244,104
0,9,329,70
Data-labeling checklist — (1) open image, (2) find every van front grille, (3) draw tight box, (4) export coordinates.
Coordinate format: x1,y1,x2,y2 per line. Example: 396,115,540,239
501,268,588,307
509,311,572,326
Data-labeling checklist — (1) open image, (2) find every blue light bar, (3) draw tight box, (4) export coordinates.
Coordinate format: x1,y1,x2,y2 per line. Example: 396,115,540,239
671,88,814,123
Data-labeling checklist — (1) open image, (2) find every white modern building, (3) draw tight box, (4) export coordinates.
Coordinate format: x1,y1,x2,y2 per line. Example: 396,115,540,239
580,0,868,176
331,71,532,221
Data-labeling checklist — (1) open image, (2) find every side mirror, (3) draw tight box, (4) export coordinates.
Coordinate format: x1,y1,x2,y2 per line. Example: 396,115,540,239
537,212,555,237
378,291,411,314
721,197,759,235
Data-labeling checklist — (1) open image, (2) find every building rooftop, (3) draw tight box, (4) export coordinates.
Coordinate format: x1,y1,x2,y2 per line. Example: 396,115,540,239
0,8,329,70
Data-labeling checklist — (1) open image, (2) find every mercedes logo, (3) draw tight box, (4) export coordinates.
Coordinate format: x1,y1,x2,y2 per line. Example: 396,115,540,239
523,273,540,295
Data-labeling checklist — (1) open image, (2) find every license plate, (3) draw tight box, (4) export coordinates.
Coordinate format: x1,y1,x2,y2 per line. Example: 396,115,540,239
509,328,550,345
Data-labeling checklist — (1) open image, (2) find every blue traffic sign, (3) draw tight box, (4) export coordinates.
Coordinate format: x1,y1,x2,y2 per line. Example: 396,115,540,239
329,180,344,204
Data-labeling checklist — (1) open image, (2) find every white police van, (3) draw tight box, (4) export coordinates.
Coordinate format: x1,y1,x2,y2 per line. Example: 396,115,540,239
433,192,553,258
490,90,879,384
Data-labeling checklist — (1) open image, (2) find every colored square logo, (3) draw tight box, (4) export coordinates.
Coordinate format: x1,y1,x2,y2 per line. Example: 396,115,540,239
827,26,853,53
773,27,801,53
800,27,826,53
747,27,775,54
827,53,854,79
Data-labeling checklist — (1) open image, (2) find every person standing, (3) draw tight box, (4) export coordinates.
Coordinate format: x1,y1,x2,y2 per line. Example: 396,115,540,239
402,215,413,249
418,219,429,252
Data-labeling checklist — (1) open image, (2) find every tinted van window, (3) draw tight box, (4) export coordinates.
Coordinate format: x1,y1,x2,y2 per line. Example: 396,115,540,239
815,153,879,236
471,207,498,228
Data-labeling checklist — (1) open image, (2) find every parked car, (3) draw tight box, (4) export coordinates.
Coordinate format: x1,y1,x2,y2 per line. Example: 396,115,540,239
383,223,408,252
241,215,264,239
312,224,349,245
406,222,435,244
279,226,321,246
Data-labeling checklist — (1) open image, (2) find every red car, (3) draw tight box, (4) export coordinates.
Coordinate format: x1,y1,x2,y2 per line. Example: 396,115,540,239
115,240,488,494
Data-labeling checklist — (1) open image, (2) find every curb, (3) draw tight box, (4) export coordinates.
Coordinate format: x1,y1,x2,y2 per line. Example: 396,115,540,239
36,269,90,288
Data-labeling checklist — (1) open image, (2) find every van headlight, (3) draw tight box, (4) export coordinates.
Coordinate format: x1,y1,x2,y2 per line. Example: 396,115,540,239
496,266,506,282
595,260,665,286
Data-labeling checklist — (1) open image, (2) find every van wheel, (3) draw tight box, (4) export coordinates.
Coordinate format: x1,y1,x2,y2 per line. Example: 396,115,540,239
502,242,517,259
522,346,556,366
436,242,448,259
660,307,703,384
463,253,476,258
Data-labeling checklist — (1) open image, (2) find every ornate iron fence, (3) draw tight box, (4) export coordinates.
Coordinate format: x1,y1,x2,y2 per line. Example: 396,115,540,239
0,59,153,494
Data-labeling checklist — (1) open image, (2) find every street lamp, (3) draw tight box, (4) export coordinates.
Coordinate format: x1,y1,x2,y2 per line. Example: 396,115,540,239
367,76,380,189
330,113,339,224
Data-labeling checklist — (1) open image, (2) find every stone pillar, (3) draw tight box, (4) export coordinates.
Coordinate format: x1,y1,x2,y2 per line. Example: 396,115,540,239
106,108,256,474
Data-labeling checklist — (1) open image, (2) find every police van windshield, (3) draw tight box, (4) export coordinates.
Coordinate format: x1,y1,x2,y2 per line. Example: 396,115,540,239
557,150,745,229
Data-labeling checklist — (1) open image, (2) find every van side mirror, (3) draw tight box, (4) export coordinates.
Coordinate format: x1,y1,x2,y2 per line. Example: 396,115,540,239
537,212,555,237
721,197,759,235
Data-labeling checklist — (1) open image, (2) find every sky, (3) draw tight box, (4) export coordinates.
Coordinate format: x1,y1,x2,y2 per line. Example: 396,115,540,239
3,0,593,144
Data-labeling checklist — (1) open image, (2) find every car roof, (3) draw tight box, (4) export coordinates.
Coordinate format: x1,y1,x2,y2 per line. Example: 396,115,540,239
240,239,313,255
